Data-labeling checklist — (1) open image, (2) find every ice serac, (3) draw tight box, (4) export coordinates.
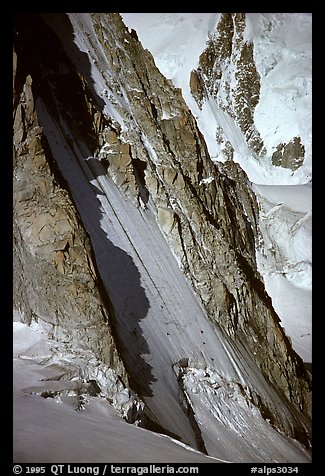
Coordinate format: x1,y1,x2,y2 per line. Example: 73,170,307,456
13,13,311,462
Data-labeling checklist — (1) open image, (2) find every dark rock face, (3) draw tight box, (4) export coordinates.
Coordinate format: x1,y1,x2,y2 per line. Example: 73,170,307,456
190,13,264,155
272,136,305,170
12,44,138,417
13,12,311,453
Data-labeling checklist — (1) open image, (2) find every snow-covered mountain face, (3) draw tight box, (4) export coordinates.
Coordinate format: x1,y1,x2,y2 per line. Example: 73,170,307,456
122,13,311,183
122,12,312,364
13,13,311,463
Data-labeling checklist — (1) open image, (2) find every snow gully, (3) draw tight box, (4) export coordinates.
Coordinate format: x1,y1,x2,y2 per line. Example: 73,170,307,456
51,466,100,476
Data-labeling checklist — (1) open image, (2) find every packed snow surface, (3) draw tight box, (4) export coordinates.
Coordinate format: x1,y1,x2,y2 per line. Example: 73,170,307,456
253,183,312,363
246,13,312,178
14,319,309,463
13,322,220,463
122,13,312,185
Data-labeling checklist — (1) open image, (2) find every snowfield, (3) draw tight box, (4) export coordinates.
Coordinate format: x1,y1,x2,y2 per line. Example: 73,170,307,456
246,13,312,180
121,13,312,185
14,320,310,463
13,322,220,463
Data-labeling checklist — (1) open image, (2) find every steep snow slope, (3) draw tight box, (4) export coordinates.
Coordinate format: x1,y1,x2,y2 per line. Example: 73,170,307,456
13,321,221,463
245,13,312,180
121,13,312,364
253,183,312,363
121,13,219,93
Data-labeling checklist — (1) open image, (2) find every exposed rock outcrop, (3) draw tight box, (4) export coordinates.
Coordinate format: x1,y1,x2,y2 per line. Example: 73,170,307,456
13,48,143,422
190,13,264,155
271,136,305,170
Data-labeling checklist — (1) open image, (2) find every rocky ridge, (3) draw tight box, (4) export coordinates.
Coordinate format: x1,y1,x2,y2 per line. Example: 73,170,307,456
13,40,143,422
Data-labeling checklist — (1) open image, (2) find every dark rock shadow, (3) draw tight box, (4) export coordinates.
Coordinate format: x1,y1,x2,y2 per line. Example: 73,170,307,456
13,13,155,398
304,362,312,373
85,180,155,398
40,13,107,113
